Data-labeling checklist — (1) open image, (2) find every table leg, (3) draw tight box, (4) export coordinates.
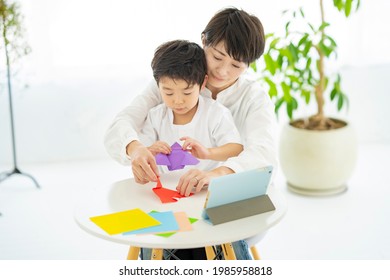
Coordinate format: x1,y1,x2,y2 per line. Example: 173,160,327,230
151,249,163,260
250,246,261,260
205,246,216,260
221,243,236,260
127,246,140,260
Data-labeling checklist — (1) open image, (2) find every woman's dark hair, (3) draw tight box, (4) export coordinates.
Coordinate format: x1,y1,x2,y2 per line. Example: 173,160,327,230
151,40,207,87
202,7,265,64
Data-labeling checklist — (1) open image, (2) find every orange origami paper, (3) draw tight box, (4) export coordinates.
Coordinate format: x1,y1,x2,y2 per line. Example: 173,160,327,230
153,177,192,203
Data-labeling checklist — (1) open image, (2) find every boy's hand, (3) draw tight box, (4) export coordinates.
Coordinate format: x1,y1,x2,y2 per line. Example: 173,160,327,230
147,141,172,156
180,136,210,159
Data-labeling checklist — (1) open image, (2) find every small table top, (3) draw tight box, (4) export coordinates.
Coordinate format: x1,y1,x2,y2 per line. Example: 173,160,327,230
74,170,287,249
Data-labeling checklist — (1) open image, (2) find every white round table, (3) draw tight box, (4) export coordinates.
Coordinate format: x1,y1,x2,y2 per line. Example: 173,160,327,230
74,170,287,259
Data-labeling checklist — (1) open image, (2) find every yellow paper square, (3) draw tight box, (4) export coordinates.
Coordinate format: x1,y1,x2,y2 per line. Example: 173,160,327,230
90,208,161,235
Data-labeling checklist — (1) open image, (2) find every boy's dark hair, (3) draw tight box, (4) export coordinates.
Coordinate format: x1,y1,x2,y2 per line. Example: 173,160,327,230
202,7,265,65
151,40,207,87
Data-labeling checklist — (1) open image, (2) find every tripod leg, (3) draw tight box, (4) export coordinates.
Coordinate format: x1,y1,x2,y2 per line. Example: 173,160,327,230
0,170,40,188
20,172,40,189
0,171,12,183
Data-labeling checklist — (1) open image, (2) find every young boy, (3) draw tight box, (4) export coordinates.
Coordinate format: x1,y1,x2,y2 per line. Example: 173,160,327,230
139,40,243,176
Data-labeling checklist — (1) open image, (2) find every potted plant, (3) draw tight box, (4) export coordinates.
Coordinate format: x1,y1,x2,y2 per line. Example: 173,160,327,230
253,0,360,195
0,0,39,188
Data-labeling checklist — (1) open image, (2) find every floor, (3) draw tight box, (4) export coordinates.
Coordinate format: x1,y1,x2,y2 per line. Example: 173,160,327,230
0,143,389,260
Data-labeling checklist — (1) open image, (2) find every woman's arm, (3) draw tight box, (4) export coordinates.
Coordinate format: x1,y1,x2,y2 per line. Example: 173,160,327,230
223,89,278,174
104,80,162,182
176,83,278,196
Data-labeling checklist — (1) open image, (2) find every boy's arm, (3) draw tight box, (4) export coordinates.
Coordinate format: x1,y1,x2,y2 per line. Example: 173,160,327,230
208,143,243,161
180,138,243,161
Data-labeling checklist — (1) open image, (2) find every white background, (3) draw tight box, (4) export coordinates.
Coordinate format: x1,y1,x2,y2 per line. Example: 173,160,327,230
1,0,390,164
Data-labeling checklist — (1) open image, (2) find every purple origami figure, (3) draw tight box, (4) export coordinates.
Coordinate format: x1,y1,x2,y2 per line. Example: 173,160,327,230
155,142,200,171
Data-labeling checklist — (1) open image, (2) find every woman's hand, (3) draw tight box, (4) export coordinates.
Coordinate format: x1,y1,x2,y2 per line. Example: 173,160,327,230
176,169,212,196
180,136,210,159
147,141,171,156
176,166,236,196
127,141,159,184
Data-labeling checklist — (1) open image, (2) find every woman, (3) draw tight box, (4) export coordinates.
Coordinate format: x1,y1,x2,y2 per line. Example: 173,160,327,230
104,7,278,260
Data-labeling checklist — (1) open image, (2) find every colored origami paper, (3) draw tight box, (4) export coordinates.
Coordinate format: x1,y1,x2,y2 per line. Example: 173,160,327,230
155,142,199,171
153,177,192,203
122,211,179,235
156,216,198,238
90,208,161,235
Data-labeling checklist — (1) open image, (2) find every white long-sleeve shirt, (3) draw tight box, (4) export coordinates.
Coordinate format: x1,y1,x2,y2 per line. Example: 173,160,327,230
104,77,278,179
140,95,242,172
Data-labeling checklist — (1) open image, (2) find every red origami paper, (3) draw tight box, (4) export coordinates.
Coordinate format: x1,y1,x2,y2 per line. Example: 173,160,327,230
153,177,192,203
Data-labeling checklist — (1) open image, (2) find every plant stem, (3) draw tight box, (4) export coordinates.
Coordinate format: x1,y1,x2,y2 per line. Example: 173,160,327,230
315,0,326,120
2,10,18,168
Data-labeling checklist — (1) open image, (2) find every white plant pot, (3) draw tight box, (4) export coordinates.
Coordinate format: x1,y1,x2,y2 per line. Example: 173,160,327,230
279,121,358,196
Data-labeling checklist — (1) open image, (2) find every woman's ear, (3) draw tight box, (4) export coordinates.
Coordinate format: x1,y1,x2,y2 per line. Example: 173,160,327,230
201,75,208,90
201,34,206,47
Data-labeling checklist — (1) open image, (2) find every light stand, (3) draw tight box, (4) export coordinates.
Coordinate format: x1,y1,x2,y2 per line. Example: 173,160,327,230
0,39,40,189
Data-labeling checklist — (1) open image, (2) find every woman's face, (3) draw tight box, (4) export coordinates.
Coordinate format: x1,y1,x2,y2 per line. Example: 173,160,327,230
203,41,248,94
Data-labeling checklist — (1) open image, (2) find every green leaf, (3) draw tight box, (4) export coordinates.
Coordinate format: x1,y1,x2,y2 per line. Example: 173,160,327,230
298,33,309,47
330,88,338,101
280,48,293,65
301,89,311,104
264,54,276,75
286,98,298,119
308,23,315,32
288,43,299,62
318,41,333,57
333,0,343,11
269,37,281,49
303,40,312,56
274,98,284,114
264,77,278,98
285,21,291,34
305,57,312,70
250,61,257,72
336,73,341,83
277,54,284,67
318,22,330,31
325,35,337,48
281,82,291,101
288,75,300,84
292,97,298,109
337,94,344,110
345,0,352,17
324,77,329,91
299,7,305,18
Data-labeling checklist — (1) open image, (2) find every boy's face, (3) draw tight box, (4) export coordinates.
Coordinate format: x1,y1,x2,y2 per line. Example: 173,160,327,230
158,77,201,116
203,40,247,92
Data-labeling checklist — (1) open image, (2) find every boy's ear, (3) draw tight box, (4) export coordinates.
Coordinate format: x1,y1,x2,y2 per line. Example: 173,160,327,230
201,75,208,90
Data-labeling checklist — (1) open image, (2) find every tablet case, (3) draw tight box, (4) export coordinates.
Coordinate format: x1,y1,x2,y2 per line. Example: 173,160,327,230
202,166,275,225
